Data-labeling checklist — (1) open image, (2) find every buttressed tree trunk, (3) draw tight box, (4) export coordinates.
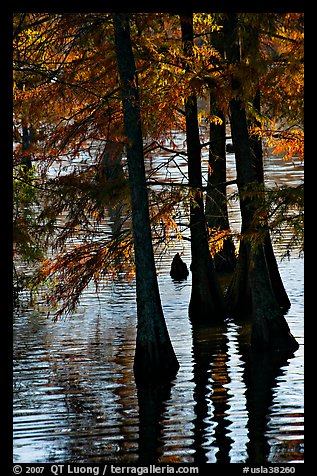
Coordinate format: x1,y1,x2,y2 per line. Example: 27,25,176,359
223,13,298,353
180,13,225,323
250,91,291,312
113,13,179,385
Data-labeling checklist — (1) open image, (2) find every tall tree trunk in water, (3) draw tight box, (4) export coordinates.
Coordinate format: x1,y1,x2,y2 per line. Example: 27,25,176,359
113,13,179,384
205,26,236,272
205,98,237,272
180,13,225,323
250,91,291,311
223,13,298,352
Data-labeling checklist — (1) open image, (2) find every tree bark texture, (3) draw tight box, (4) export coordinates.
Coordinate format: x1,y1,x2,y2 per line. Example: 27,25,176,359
180,13,225,323
225,94,257,316
205,101,237,272
206,25,236,272
113,13,179,385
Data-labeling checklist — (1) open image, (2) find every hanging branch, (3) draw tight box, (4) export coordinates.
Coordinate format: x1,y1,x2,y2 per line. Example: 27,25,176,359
146,178,237,190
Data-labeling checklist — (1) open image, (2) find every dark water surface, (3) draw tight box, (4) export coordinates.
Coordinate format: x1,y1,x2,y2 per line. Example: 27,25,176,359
13,142,304,464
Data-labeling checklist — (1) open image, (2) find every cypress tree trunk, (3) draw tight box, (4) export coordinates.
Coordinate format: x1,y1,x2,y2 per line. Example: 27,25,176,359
205,25,236,272
180,14,225,323
225,79,255,317
223,13,298,352
205,102,237,272
250,91,291,311
113,13,179,385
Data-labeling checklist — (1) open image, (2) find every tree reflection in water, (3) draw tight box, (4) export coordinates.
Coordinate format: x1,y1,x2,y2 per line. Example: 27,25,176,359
237,337,295,463
124,320,298,464
137,383,173,463
189,320,297,464
191,323,233,463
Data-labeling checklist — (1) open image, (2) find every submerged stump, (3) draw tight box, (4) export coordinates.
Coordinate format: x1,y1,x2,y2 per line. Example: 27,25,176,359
170,253,189,281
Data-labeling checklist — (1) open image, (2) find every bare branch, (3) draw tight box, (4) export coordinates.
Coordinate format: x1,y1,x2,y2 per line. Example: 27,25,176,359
146,179,237,190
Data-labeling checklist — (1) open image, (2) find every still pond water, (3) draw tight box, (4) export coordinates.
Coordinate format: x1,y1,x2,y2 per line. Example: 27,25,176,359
13,141,304,464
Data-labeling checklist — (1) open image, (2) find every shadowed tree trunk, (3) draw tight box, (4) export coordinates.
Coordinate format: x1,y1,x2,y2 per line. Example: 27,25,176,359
113,13,179,385
250,91,291,311
223,13,298,352
205,27,236,272
250,247,297,351
205,102,237,272
180,13,225,323
226,39,290,315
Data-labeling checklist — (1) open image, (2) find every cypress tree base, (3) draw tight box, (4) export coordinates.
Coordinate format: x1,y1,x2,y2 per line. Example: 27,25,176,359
134,338,180,386
189,263,225,324
251,308,299,353
250,246,299,354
